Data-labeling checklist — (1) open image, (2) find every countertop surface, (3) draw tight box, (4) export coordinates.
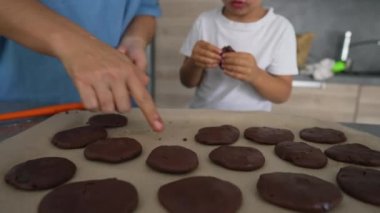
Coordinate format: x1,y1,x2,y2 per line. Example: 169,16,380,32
0,102,52,142
294,73,380,86
1,109,380,213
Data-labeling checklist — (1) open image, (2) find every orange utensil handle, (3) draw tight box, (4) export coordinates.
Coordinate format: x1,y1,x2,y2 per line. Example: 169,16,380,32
0,103,84,121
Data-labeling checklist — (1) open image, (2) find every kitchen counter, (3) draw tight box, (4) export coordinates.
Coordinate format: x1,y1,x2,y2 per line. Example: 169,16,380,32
0,118,47,142
294,73,380,88
0,102,50,142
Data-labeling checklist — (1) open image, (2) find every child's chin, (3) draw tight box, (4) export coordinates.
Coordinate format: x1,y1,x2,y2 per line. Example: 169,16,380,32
226,7,250,17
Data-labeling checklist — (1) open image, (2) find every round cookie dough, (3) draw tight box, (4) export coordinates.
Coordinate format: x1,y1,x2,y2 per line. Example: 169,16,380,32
52,126,107,149
275,141,328,169
146,145,198,174
5,157,76,190
325,143,380,166
158,176,242,213
38,178,138,213
244,127,295,145
84,137,142,163
337,166,380,206
88,113,127,128
209,146,265,171
195,125,240,145
257,172,342,212
300,127,347,144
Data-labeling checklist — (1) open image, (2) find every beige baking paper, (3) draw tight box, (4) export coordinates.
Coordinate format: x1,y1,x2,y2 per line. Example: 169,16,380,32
0,109,379,213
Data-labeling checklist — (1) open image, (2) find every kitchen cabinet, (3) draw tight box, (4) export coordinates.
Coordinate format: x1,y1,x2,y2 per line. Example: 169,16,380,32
356,86,380,124
272,83,380,125
272,83,359,123
155,73,380,125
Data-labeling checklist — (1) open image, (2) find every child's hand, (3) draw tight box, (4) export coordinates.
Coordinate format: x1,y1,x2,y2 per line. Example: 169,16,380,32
191,41,221,69
221,52,260,83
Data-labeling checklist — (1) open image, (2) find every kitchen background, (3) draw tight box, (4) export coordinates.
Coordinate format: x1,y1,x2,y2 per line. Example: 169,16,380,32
153,0,380,124
265,0,380,72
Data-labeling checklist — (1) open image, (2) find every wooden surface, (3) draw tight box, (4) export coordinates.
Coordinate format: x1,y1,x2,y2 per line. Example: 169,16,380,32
0,109,379,212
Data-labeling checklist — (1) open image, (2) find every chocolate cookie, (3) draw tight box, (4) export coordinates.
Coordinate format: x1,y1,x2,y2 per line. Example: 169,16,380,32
337,166,380,206
275,141,327,169
257,172,342,212
38,178,138,213
88,113,127,128
158,176,242,213
195,125,240,145
300,127,347,144
5,157,76,190
146,145,198,174
209,146,265,171
325,143,380,166
220,46,236,68
244,127,295,145
222,45,235,53
84,137,142,163
52,126,107,149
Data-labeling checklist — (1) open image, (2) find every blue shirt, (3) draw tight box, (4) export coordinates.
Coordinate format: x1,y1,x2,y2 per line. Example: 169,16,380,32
0,0,161,106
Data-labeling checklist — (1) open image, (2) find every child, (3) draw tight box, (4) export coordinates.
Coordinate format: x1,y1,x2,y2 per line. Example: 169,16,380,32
179,0,298,111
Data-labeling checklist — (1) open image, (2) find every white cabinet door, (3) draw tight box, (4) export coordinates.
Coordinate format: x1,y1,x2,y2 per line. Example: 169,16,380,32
356,86,380,124
272,83,359,123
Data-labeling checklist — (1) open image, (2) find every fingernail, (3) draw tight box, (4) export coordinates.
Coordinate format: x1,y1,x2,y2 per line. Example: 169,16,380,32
87,105,99,112
154,119,164,132
152,114,164,129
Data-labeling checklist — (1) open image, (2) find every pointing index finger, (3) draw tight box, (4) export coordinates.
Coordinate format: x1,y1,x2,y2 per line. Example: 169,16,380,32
126,72,164,132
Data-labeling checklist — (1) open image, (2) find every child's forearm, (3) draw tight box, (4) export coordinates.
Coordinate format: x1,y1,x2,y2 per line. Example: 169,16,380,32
180,58,205,88
249,69,293,104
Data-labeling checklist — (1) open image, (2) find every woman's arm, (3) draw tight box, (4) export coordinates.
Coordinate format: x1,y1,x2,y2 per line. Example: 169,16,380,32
0,0,164,132
0,0,90,56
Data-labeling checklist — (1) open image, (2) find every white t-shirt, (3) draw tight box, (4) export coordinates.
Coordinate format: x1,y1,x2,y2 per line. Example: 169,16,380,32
180,7,298,111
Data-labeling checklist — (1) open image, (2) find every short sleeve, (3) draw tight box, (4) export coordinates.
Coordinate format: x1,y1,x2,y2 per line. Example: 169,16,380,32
136,0,161,17
180,17,202,57
267,20,299,75
0,37,5,54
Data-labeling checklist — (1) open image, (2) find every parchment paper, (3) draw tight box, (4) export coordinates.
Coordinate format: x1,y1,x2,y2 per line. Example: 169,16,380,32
0,109,379,213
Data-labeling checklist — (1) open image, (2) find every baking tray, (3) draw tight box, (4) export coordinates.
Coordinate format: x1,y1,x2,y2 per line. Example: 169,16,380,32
0,109,379,213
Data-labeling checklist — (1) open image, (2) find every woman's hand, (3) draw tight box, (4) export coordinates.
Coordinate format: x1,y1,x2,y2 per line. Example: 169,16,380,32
59,35,163,132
